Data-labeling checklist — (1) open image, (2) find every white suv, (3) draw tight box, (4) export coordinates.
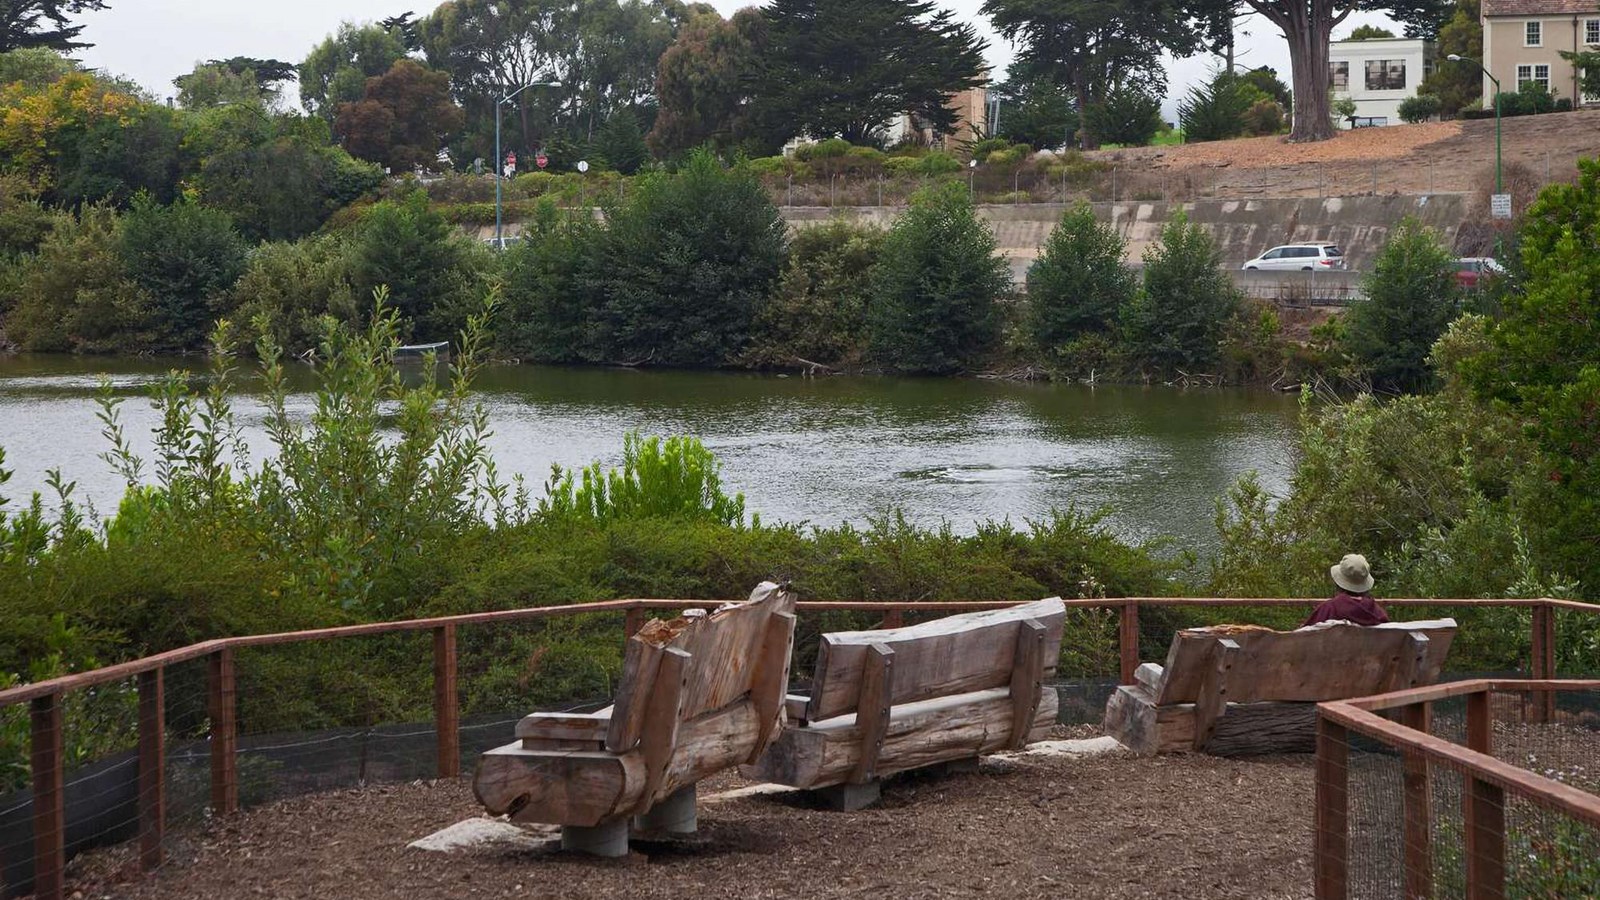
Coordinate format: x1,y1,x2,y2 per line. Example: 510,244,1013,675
1241,243,1346,271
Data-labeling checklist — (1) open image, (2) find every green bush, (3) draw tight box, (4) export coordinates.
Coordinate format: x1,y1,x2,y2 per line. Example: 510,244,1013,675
223,234,359,354
910,151,963,176
1240,99,1287,136
1178,71,1252,143
497,199,600,363
867,183,1008,374
350,190,489,339
746,218,884,367
1397,94,1442,124
1121,210,1241,376
540,432,749,527
1025,202,1135,372
6,204,156,352
1343,217,1460,393
1084,85,1163,147
589,148,785,366
793,138,853,161
119,195,249,350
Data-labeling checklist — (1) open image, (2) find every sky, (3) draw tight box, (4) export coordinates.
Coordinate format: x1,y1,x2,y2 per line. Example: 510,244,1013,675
72,0,1402,122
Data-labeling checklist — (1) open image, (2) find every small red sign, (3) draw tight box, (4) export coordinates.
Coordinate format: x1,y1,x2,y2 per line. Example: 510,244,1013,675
536,154,549,169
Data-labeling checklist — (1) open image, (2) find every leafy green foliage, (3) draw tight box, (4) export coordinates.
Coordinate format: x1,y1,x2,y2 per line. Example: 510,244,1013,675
868,183,1007,374
540,432,749,527
589,149,785,366
751,0,988,144
195,120,384,241
119,195,249,350
1240,98,1286,135
1469,158,1600,593
497,199,599,362
992,79,1076,149
1342,217,1460,393
648,7,771,157
1419,0,1482,115
1025,202,1134,369
746,218,884,367
223,233,359,353
0,0,108,53
1179,70,1252,142
54,102,185,207
6,203,153,352
297,21,408,120
593,108,649,175
1397,93,1442,123
1345,24,1396,39
1121,210,1240,375
349,190,487,340
1084,83,1162,146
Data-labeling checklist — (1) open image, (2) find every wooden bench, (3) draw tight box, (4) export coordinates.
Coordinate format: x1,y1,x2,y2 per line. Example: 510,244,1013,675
742,597,1066,810
473,582,797,856
1104,618,1457,756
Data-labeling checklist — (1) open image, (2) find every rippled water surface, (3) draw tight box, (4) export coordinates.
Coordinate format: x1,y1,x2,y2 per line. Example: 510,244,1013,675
0,357,1300,550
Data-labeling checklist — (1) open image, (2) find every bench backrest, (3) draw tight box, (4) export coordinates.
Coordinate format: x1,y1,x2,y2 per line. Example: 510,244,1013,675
1152,618,1457,705
605,582,797,753
803,597,1068,721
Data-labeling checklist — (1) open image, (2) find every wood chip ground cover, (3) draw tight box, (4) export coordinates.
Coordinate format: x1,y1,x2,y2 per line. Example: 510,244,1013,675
70,729,1314,899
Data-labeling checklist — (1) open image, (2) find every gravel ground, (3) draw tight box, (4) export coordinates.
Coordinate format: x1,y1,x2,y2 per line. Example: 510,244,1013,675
69,728,1315,900
1089,108,1600,199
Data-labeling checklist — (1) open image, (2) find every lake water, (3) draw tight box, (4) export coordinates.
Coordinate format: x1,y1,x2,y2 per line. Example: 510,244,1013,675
0,356,1300,551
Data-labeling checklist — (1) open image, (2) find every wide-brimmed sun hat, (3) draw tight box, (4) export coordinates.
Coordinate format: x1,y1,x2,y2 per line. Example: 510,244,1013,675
1330,553,1374,594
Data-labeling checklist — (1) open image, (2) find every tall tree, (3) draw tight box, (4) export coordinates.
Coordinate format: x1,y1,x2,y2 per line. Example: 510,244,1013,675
298,21,409,120
0,0,108,53
983,0,1217,148
1243,0,1442,141
991,78,1076,148
648,7,769,156
174,59,293,109
334,59,464,172
751,0,988,145
417,0,680,162
1417,0,1480,114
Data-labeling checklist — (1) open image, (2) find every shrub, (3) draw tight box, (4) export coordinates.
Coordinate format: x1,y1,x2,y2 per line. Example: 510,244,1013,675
746,218,884,367
1025,203,1135,371
589,148,785,366
867,183,1008,374
6,204,155,352
497,199,600,362
118,195,250,350
1397,94,1442,124
224,234,359,354
539,432,749,527
1343,217,1460,393
1240,99,1286,136
1085,85,1163,147
349,190,488,339
1179,71,1252,143
793,138,853,161
911,151,962,176
1121,210,1240,375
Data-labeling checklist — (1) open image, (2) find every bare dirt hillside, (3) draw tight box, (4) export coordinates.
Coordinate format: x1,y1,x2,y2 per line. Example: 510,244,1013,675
1089,109,1600,199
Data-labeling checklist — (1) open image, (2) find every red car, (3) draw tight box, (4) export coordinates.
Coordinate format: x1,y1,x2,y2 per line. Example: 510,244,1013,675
1454,257,1505,289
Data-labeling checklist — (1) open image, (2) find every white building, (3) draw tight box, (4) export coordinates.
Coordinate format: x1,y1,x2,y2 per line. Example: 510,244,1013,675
1328,37,1437,126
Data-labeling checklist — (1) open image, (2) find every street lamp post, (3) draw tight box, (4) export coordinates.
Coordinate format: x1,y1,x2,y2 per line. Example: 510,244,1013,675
495,81,560,248
1448,54,1501,194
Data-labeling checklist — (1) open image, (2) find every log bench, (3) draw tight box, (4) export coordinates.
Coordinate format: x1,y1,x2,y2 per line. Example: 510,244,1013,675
1104,618,1457,756
742,597,1067,810
474,582,797,856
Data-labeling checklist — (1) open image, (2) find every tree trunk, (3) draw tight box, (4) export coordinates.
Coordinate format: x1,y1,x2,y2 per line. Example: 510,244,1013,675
1251,0,1344,142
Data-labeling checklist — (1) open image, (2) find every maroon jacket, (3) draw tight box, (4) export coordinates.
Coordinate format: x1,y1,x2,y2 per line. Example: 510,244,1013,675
1303,591,1390,627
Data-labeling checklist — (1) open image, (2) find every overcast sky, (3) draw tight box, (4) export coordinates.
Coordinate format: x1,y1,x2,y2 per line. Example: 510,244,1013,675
72,0,1400,122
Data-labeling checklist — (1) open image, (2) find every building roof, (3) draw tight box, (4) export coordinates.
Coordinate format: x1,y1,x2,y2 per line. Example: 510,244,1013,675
1482,0,1600,17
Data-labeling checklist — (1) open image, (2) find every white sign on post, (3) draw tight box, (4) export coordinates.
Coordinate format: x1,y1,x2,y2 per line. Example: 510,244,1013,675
1490,193,1512,219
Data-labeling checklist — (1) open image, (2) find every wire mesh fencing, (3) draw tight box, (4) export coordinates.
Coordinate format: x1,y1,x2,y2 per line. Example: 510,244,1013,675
1317,681,1600,899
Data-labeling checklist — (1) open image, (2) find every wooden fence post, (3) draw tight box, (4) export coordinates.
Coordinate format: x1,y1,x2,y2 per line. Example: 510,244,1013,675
1529,603,1555,723
30,693,65,900
880,609,905,630
208,647,237,815
1464,687,1505,899
434,624,460,778
1314,715,1349,900
1119,600,1140,685
624,607,646,644
1398,702,1432,900
138,667,166,870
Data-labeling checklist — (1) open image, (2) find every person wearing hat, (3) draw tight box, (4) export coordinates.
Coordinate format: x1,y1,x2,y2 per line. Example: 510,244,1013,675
1303,554,1390,626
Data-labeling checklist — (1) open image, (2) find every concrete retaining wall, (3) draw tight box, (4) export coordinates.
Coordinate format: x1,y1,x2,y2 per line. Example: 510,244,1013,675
783,194,1467,273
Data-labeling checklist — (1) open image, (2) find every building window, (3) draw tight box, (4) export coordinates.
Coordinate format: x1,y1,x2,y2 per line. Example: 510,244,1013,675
1586,18,1598,45
1329,61,1350,90
1517,63,1551,90
1525,20,1542,46
1364,59,1407,90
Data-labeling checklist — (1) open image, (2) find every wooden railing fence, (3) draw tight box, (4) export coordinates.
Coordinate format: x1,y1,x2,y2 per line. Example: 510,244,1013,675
1316,680,1600,899
2,595,1597,900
